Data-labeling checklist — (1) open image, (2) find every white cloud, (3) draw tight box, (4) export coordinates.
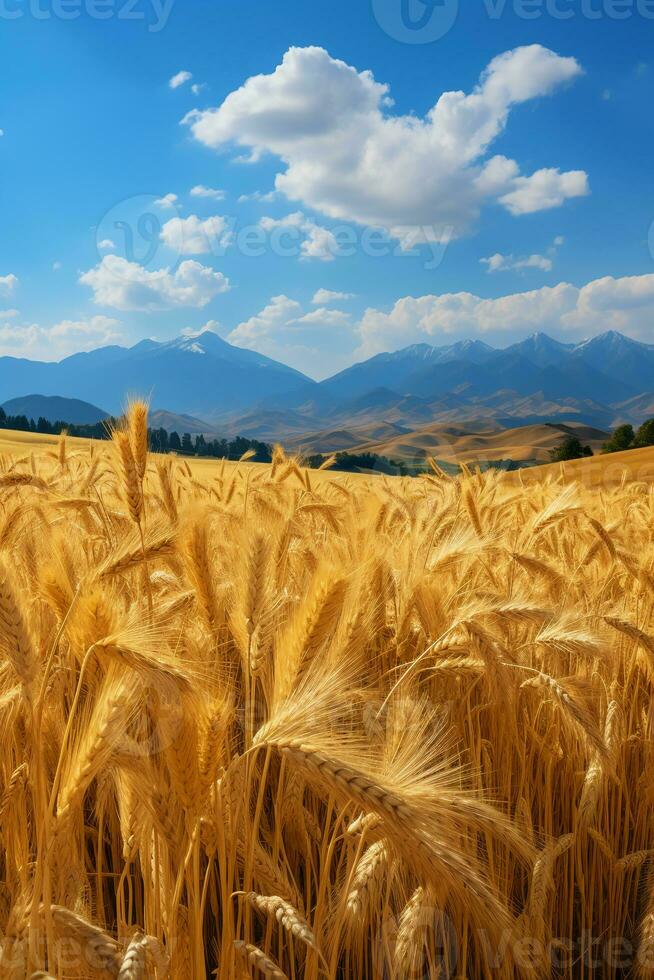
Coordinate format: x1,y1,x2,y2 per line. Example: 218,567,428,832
169,70,192,90
229,295,302,348
181,319,223,338
499,168,589,215
228,294,356,377
155,193,179,209
190,184,225,201
79,256,230,311
238,189,278,203
184,45,587,241
301,224,339,262
571,273,654,320
481,236,564,274
50,316,120,342
259,212,339,261
52,261,62,272
0,309,19,319
295,307,351,327
481,253,552,273
0,315,121,360
191,83,206,96
160,214,232,255
0,274,18,297
312,288,355,305
356,272,654,357
98,239,115,250
481,254,511,273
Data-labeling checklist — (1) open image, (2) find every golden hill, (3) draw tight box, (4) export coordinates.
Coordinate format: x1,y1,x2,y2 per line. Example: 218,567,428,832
342,419,608,465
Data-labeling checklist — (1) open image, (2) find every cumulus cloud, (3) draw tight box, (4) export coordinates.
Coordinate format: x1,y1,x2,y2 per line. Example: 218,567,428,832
228,295,302,348
181,319,223,338
499,168,589,215
294,307,352,327
481,236,564,274
98,239,115,250
169,70,192,90
79,256,230,311
0,314,121,360
259,212,339,261
356,273,654,357
312,288,355,305
481,253,552,273
190,185,225,200
155,193,179,209
184,45,587,241
160,214,232,255
0,309,19,319
0,274,18,296
238,189,278,203
228,294,356,376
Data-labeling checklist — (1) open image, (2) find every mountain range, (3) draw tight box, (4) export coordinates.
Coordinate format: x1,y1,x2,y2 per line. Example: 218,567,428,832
1,330,653,444
0,333,306,419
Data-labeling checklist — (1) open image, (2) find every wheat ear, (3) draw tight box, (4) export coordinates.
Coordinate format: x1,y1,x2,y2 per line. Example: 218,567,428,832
235,892,319,955
233,940,289,979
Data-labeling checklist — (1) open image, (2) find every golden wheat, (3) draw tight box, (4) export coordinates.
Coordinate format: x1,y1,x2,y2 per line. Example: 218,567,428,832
0,403,653,978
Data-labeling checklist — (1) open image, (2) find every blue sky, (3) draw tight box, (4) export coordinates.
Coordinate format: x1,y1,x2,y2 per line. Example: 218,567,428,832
1,0,653,378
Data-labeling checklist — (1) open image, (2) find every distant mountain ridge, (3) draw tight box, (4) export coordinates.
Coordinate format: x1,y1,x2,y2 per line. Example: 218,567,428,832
1,394,109,425
0,330,653,440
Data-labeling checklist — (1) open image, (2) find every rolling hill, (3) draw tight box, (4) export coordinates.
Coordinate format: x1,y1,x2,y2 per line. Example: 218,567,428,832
338,420,609,465
1,331,653,460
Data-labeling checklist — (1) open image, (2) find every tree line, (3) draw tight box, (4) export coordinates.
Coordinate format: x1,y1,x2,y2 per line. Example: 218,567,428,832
602,419,654,454
0,408,272,463
548,417,654,462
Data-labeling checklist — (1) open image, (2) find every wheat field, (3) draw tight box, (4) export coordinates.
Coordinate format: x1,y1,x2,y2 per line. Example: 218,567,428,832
1,404,654,979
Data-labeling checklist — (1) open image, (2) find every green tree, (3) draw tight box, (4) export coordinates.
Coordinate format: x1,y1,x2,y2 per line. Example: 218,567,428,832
549,436,593,462
602,423,634,454
634,418,654,448
181,432,193,454
169,431,181,452
150,427,169,453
